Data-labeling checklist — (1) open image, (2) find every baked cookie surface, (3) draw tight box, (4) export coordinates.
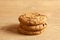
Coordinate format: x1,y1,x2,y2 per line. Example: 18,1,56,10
18,13,47,26
19,23,47,32
18,26,41,35
18,12,47,35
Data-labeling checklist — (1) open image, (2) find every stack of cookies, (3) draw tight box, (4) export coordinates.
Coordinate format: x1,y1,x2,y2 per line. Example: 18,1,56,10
18,13,47,35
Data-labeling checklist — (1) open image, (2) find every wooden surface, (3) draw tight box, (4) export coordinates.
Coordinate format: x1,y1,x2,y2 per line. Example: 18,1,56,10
0,0,60,40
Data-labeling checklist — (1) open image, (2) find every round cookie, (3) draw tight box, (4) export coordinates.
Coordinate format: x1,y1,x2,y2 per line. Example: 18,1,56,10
20,23,47,32
18,13,47,26
18,26,42,35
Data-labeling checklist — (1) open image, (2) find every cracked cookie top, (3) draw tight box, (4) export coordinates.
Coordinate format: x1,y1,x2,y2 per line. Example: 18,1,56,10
18,12,47,26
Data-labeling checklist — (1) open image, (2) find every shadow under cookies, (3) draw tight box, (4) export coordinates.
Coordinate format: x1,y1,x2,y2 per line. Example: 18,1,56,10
0,24,21,35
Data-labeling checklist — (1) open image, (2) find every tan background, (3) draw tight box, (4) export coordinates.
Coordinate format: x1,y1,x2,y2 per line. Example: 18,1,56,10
0,0,60,40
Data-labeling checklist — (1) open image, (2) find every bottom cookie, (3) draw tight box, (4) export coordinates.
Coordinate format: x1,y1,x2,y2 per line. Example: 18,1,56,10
17,26,43,35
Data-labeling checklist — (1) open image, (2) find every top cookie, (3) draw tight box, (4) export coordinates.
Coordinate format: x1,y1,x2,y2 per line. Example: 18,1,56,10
18,13,47,26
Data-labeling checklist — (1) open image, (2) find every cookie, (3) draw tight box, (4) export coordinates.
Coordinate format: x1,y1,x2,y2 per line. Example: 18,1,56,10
18,26,42,35
18,13,47,26
19,23,47,32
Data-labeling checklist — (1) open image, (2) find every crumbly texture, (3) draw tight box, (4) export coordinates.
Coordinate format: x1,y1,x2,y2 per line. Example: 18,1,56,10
18,13,47,35
18,13,47,26
19,23,47,32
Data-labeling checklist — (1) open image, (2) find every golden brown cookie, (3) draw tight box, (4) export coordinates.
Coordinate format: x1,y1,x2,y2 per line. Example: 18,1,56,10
18,13,47,26
19,23,47,32
18,26,42,35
